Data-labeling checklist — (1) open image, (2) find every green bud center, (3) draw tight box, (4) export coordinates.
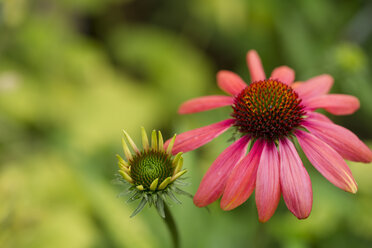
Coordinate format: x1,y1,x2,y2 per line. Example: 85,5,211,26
130,150,173,189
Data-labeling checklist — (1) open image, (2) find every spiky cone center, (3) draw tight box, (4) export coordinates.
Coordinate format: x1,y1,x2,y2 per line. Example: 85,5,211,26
232,79,306,141
130,149,173,189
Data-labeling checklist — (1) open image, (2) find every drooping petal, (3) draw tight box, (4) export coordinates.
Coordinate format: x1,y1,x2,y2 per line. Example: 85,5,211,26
303,118,372,163
220,139,265,210
295,74,333,101
270,66,295,85
306,111,333,123
178,95,234,114
305,94,360,115
295,130,357,193
164,119,235,155
279,138,312,219
246,50,266,82
193,136,250,207
255,141,281,223
217,70,247,96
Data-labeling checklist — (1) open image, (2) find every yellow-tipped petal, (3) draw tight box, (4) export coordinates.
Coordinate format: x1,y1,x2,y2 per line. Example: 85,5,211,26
122,130,140,154
116,155,129,171
119,164,130,174
151,130,158,150
141,126,149,150
171,169,187,181
158,177,172,190
136,185,145,191
158,131,164,151
149,178,159,191
121,138,133,161
118,160,129,168
166,134,176,155
172,152,183,168
119,170,133,183
174,157,183,175
116,154,128,166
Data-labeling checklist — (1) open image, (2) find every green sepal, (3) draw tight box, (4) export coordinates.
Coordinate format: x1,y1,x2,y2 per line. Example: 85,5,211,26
160,191,173,207
167,190,181,204
144,193,151,207
156,196,165,218
174,187,194,199
127,191,142,203
130,197,147,218
152,193,158,207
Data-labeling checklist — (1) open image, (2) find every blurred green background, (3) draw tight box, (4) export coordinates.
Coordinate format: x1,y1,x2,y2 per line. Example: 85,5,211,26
1,0,372,247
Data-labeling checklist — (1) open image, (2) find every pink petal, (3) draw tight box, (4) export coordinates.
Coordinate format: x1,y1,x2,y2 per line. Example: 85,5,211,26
291,82,303,89
270,66,295,85
295,74,333,101
246,50,266,82
305,94,360,115
295,130,357,193
255,141,281,222
303,118,372,163
164,119,235,155
193,136,250,207
220,139,265,210
279,138,312,219
306,111,333,123
178,95,234,114
217,70,247,96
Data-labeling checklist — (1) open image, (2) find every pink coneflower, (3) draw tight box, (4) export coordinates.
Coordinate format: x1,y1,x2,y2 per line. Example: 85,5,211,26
165,50,372,222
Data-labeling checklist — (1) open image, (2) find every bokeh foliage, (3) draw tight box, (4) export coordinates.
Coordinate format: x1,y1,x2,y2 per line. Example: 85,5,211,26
1,0,372,247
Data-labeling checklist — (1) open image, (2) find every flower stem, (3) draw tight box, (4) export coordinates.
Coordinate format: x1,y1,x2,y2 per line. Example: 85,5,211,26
163,204,179,248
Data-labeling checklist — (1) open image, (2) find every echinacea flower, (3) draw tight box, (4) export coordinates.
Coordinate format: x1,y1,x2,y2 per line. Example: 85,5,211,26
165,50,372,222
116,127,189,218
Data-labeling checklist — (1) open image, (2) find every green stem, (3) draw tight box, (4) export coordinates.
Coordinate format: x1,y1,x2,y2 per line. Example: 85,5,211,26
163,204,179,248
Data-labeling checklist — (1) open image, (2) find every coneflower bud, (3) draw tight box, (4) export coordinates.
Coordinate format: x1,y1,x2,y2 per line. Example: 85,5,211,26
116,127,190,218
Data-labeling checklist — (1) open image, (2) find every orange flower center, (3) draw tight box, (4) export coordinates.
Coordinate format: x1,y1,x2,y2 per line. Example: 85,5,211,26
232,79,305,141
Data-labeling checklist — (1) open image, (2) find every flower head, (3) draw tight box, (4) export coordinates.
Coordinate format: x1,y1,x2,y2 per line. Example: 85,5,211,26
116,127,188,218
232,79,305,140
165,50,372,222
